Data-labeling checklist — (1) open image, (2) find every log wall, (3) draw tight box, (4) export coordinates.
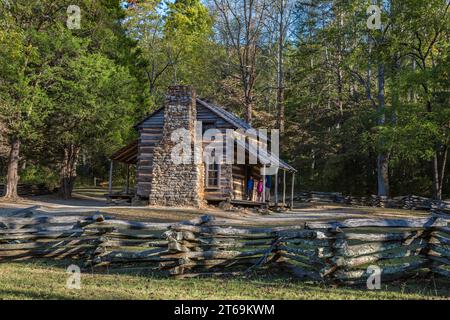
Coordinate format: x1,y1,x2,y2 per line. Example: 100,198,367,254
136,109,164,198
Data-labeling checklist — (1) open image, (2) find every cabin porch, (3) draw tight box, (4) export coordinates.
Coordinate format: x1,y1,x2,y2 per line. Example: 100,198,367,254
106,141,138,204
204,163,296,209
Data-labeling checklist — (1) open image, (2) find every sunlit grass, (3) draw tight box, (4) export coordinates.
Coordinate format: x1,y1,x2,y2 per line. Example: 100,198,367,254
0,260,448,300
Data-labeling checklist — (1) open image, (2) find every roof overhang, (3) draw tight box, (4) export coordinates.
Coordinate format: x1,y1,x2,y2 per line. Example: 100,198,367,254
126,98,296,172
110,140,138,164
234,134,297,172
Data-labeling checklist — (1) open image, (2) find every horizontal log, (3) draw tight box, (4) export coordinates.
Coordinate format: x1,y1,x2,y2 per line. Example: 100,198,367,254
429,233,450,246
276,229,329,240
342,230,424,242
427,255,450,267
165,230,276,245
0,246,93,260
163,257,261,269
0,238,100,251
0,229,95,241
332,247,423,268
173,239,272,250
106,232,162,240
161,257,256,268
86,220,170,231
93,248,169,263
431,265,450,278
277,244,331,259
0,225,83,235
0,214,105,226
429,244,450,259
100,239,167,248
171,215,214,227
334,259,428,281
435,226,450,234
170,224,275,236
169,240,271,252
282,238,330,247
206,220,306,231
168,241,201,253
169,225,323,239
334,238,427,258
6,205,40,217
307,217,446,229
92,257,168,266
163,248,269,260
279,252,324,267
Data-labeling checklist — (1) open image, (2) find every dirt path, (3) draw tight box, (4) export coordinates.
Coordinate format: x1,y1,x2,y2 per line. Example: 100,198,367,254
0,191,434,226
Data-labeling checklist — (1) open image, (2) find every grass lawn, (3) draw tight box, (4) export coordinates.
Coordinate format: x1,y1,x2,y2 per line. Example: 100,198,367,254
0,260,449,300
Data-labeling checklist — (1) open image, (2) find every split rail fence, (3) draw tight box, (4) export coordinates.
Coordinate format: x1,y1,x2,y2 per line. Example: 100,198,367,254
0,208,449,284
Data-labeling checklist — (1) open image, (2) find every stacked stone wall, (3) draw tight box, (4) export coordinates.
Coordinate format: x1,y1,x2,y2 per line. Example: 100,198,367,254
149,86,204,207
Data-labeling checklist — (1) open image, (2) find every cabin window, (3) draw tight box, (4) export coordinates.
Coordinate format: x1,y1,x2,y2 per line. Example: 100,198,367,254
206,163,220,188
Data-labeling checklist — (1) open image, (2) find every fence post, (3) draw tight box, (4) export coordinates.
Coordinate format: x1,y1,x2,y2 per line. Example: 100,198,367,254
427,225,450,278
320,227,344,282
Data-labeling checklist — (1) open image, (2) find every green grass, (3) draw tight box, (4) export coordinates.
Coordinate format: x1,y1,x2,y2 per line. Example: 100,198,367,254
0,260,449,300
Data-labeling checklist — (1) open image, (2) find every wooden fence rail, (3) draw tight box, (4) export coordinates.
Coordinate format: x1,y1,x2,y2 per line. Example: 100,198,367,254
0,209,449,284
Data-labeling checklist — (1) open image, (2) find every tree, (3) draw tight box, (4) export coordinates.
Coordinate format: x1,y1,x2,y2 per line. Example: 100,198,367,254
213,0,269,124
0,0,63,199
124,0,173,100
44,53,135,198
381,0,450,199
1,0,140,199
264,0,296,134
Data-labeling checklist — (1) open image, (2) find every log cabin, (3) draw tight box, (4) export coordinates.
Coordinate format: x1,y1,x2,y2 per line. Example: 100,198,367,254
109,85,296,208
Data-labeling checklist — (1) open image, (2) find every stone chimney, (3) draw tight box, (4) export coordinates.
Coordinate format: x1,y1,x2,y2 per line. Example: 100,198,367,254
149,86,204,207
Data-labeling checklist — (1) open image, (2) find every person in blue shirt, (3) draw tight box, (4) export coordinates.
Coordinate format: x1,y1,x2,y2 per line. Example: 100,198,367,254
265,175,271,202
247,176,254,201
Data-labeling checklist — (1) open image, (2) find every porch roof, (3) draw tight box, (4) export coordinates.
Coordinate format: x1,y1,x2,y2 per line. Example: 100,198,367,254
234,135,297,172
110,140,138,164
110,138,295,172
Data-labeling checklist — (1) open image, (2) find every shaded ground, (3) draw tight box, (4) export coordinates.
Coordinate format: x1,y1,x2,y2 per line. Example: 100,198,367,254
0,187,434,226
0,260,448,300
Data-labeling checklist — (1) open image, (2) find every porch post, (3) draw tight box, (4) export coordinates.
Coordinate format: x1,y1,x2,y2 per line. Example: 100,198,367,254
283,170,286,205
125,164,130,194
275,170,279,206
108,160,114,195
290,172,295,210
262,165,266,203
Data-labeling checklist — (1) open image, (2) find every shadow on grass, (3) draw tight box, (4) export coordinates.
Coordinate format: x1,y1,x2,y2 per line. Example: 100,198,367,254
5,259,449,299
0,288,74,300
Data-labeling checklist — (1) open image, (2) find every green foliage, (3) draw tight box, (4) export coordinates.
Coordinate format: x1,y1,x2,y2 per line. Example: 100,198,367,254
165,0,212,38
285,0,449,197
0,0,142,195
20,165,59,190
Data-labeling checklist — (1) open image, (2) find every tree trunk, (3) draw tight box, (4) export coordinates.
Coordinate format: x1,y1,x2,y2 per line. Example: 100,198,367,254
59,145,80,200
276,65,285,132
276,0,285,133
377,153,390,196
3,138,21,199
376,62,390,197
244,94,253,125
432,146,448,200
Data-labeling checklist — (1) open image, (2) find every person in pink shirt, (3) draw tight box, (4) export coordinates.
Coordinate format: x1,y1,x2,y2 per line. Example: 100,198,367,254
256,178,264,202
